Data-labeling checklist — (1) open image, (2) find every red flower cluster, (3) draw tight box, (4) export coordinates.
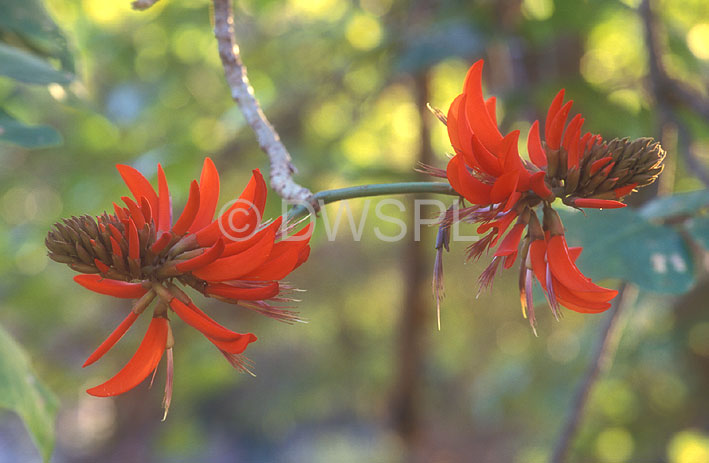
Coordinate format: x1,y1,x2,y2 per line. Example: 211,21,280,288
436,60,663,328
47,158,311,417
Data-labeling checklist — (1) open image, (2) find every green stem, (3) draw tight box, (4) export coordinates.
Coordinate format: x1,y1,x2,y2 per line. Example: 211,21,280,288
286,182,457,219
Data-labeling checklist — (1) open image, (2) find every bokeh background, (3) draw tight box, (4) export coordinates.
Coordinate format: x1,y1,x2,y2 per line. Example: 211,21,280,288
1,0,709,461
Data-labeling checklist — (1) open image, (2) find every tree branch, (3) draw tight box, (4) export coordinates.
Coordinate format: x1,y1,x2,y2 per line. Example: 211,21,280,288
286,181,456,220
131,0,161,10
550,283,630,463
211,0,312,201
640,0,709,188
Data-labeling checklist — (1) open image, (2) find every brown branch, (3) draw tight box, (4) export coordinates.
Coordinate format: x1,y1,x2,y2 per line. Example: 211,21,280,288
211,0,312,201
131,0,161,10
640,0,709,188
550,283,630,463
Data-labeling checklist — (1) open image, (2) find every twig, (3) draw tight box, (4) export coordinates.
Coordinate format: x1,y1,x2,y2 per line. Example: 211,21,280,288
285,181,456,220
211,0,312,201
550,283,630,463
640,0,709,188
131,0,161,10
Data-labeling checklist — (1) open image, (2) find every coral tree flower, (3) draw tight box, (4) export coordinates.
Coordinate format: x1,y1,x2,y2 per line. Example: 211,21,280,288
434,60,664,330
46,158,311,418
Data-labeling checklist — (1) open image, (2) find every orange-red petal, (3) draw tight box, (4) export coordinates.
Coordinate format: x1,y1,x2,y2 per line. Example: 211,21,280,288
122,196,146,229
530,171,553,199
189,157,220,233
545,89,566,142
83,311,140,367
175,238,225,272
546,100,573,150
546,235,609,293
572,198,627,209
206,282,280,300
169,299,241,341
157,164,172,232
116,164,159,224
74,275,148,298
195,169,267,246
494,223,526,257
462,60,503,151
192,225,276,281
172,180,201,236
127,219,140,260
527,120,547,168
86,317,167,397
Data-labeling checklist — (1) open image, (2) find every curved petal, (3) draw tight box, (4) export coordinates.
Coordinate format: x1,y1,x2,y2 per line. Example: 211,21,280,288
122,196,146,229
195,169,267,246
222,217,283,258
447,94,464,153
127,219,139,260
494,222,526,257
206,282,280,301
470,133,502,176
485,96,497,126
241,231,311,281
572,198,627,209
175,238,225,272
189,158,220,233
490,170,519,204
462,60,503,151
169,299,243,342
74,275,148,299
562,114,584,151
172,180,201,236
546,235,611,293
86,317,167,397
546,101,573,150
157,164,172,232
208,332,257,354
116,164,159,224
544,89,566,142
192,225,275,281
447,155,493,205
527,120,547,168
83,311,139,367
530,171,553,199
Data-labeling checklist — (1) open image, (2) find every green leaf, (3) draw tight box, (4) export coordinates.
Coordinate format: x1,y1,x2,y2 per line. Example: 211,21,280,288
0,42,72,85
687,216,709,250
0,108,62,148
559,208,694,294
396,23,482,73
0,0,74,72
638,190,709,221
0,324,59,462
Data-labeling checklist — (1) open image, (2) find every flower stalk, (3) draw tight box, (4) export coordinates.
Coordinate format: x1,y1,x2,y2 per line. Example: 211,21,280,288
287,181,456,220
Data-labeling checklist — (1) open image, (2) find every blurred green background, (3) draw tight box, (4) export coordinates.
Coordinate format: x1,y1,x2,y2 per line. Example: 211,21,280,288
1,0,709,461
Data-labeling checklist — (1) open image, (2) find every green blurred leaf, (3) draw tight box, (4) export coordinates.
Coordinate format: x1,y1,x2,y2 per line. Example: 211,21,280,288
639,190,709,221
0,324,59,462
560,208,694,294
0,42,72,85
0,0,74,72
687,216,709,250
396,23,481,73
0,108,62,148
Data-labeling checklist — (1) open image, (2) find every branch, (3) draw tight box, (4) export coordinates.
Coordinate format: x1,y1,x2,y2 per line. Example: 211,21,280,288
131,0,161,10
286,181,456,220
211,0,312,201
640,0,709,187
550,283,630,463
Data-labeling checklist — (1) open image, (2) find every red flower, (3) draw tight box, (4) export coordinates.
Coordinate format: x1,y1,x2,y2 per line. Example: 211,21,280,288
47,158,311,417
436,60,664,329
